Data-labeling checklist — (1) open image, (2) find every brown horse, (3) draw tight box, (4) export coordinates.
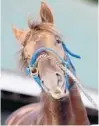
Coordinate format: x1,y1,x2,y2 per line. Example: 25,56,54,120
6,1,90,125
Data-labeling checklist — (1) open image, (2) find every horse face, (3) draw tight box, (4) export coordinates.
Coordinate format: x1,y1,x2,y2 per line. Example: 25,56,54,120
12,1,68,100
24,30,67,99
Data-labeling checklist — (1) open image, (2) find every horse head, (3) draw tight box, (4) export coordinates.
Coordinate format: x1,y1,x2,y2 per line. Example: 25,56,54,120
11,1,90,125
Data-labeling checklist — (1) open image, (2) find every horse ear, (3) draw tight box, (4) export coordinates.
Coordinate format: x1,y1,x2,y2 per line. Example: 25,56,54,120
40,1,54,24
12,25,27,45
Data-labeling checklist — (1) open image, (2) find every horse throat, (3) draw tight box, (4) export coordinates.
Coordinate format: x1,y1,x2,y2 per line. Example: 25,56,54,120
40,92,73,125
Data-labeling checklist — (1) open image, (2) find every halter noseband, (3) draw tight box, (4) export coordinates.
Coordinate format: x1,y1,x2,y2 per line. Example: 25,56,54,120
26,42,81,91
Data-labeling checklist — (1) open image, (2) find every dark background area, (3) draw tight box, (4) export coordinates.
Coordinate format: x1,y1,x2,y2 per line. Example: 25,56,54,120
1,90,98,125
1,90,40,125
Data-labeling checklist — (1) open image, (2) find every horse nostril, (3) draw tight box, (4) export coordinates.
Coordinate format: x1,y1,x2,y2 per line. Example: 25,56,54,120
56,73,59,76
64,89,66,93
41,80,50,91
56,73,61,79
56,73,62,85
41,80,44,84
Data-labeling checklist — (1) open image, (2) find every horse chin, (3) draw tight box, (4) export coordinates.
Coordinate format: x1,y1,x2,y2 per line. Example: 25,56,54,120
49,87,69,101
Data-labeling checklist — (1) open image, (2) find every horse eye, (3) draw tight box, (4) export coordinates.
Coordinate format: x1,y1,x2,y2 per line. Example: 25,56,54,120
56,40,62,44
28,55,31,59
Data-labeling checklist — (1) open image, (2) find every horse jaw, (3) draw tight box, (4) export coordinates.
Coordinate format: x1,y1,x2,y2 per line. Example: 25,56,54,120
37,57,68,100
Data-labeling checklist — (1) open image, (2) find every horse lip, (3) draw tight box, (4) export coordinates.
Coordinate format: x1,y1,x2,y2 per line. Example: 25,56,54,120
49,87,68,100
38,51,48,57
50,92,67,100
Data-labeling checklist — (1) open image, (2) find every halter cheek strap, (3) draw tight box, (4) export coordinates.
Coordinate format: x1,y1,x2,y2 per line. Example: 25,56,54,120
26,42,81,91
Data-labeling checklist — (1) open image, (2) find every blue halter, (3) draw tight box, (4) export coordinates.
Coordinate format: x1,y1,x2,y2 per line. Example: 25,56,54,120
26,42,81,90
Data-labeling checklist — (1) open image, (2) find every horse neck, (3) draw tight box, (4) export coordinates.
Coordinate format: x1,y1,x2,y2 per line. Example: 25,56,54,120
39,92,74,125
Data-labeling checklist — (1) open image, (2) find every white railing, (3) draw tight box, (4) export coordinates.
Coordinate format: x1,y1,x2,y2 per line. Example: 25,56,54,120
1,70,98,110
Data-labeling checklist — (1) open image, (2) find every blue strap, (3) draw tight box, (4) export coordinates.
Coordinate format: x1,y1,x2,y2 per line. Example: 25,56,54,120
65,74,69,89
26,42,81,91
62,42,81,59
30,47,66,67
26,67,30,75
33,75,42,88
65,54,76,74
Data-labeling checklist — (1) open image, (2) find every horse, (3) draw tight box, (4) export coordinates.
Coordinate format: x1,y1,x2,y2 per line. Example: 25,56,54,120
6,1,90,125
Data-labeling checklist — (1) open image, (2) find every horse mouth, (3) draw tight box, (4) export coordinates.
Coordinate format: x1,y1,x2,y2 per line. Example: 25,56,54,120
37,51,48,59
49,86,68,100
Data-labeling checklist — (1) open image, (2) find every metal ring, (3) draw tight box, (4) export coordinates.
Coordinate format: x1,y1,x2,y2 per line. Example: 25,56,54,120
30,67,38,76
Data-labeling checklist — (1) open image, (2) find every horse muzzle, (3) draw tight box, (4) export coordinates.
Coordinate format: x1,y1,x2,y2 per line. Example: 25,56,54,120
49,86,69,100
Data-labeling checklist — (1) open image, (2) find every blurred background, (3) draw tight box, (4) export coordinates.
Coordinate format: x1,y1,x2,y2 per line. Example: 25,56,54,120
1,0,98,125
